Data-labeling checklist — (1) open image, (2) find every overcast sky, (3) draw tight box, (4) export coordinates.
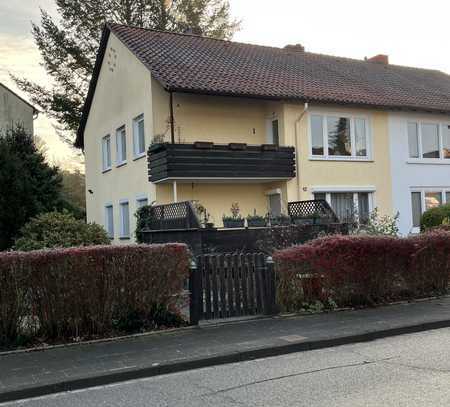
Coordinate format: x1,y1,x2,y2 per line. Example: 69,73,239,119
2,0,450,169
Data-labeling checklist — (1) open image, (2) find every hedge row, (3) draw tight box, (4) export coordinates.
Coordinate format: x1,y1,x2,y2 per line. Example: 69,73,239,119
274,231,450,310
0,244,189,348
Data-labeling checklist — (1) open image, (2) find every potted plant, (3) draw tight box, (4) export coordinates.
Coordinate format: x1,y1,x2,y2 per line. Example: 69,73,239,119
269,213,291,226
193,202,215,229
246,210,267,227
222,203,245,228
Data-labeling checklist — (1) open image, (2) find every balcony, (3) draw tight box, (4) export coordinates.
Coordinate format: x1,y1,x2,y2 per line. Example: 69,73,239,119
148,142,296,183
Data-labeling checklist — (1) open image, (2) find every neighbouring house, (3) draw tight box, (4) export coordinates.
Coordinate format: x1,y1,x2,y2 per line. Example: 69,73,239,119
0,83,37,135
76,23,450,241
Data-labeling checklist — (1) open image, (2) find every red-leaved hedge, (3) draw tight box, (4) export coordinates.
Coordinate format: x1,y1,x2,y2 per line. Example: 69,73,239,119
274,231,450,310
0,244,189,347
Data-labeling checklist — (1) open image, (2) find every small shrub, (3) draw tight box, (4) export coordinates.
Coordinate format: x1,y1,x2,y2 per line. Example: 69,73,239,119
421,203,450,231
352,209,399,236
0,244,189,348
274,233,450,311
14,211,109,251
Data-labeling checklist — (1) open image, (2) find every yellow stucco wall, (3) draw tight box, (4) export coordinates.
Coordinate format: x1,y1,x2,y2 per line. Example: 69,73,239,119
283,104,393,216
84,33,155,243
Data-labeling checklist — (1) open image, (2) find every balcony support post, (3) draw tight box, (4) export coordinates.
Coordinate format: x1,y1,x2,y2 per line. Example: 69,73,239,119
173,180,178,203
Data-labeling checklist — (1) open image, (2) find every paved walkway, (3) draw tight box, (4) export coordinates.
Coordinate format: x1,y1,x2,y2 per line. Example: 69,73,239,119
1,297,450,403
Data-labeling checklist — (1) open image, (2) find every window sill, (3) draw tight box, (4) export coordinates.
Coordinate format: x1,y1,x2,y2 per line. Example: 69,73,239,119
119,236,130,240
309,156,373,162
116,161,127,168
102,167,112,174
133,153,146,161
406,159,450,165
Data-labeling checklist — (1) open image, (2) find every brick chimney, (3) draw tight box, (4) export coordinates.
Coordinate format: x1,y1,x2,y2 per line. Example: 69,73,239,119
284,43,305,52
367,54,389,64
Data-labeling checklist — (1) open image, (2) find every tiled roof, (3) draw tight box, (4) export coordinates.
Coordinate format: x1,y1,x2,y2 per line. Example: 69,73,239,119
75,23,450,148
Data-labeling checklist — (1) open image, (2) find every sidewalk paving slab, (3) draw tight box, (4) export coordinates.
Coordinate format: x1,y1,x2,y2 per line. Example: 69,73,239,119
1,297,450,403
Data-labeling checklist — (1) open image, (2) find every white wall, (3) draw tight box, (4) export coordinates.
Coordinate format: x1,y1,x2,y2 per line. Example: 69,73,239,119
84,33,155,243
0,84,34,135
389,112,450,235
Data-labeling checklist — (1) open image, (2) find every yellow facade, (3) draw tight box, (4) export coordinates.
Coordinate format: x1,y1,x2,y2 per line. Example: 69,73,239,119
84,32,394,243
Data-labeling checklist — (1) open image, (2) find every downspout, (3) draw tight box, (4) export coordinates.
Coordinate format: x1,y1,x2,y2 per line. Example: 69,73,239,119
294,102,309,200
169,91,175,144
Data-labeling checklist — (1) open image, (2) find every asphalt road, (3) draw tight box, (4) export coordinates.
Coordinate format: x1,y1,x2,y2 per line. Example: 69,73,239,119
3,328,450,407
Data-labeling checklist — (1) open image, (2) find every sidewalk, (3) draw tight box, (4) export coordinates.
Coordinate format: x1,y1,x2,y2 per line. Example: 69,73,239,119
1,297,450,403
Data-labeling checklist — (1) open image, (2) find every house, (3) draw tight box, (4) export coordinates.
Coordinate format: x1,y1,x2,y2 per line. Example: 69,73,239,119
76,23,450,241
0,83,37,135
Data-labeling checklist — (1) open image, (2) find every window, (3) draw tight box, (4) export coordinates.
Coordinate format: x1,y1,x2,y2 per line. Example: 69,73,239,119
421,123,439,158
313,191,372,223
443,126,450,159
133,114,145,158
411,192,422,228
310,114,369,159
136,196,148,209
410,189,450,230
407,121,450,160
119,200,130,238
104,204,114,238
116,126,127,165
102,135,112,171
266,117,279,145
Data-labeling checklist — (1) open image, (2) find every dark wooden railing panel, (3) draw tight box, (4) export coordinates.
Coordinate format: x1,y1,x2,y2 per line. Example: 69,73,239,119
148,143,296,182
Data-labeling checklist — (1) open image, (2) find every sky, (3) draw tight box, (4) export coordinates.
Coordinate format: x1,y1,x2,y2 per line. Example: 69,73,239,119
2,0,450,171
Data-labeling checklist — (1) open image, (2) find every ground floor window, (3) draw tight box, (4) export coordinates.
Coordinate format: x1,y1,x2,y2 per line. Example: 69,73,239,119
410,188,450,229
313,191,372,223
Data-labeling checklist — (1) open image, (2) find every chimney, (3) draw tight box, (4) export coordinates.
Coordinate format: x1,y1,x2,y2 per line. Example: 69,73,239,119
367,54,389,65
284,43,305,53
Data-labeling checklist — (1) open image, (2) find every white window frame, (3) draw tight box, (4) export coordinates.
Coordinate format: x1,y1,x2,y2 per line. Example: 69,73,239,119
101,135,112,172
116,125,127,166
407,120,450,164
312,186,375,222
132,114,146,159
119,199,130,239
308,112,372,161
136,194,149,209
104,203,114,239
410,187,450,233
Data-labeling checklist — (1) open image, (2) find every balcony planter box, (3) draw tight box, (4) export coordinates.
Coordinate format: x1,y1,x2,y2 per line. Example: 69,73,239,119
223,219,245,228
247,218,267,228
270,215,292,226
194,141,213,149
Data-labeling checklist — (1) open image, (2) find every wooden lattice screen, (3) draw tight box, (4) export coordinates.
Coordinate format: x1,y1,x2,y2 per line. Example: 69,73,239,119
288,200,339,224
147,201,201,230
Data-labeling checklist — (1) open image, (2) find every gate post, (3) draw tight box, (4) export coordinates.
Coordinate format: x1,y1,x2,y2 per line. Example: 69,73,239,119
189,258,201,325
265,256,277,315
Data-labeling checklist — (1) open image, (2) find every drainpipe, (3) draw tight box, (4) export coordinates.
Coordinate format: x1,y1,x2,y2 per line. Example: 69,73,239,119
294,102,309,200
169,91,175,144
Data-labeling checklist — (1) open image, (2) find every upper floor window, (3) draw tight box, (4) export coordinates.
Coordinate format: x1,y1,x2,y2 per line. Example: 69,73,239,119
133,114,146,158
101,135,112,171
136,196,148,209
408,121,450,160
310,114,369,159
116,125,127,166
266,117,279,145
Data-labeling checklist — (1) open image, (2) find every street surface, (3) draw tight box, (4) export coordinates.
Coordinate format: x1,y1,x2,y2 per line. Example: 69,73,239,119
3,328,450,406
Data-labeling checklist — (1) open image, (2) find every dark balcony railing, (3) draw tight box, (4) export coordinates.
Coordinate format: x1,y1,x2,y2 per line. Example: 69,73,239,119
148,142,295,183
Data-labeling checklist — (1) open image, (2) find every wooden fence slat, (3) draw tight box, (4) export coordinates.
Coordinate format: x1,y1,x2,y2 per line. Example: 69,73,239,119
209,255,219,318
218,254,227,318
233,254,242,316
247,253,256,314
241,254,249,315
225,254,235,317
203,255,212,320
254,254,263,314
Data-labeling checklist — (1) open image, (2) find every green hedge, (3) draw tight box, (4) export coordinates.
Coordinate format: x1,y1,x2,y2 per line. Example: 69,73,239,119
421,203,450,231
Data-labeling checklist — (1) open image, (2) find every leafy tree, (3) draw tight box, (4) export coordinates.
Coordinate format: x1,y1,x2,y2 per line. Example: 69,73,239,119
14,211,110,251
0,127,63,250
12,0,240,146
60,169,86,219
